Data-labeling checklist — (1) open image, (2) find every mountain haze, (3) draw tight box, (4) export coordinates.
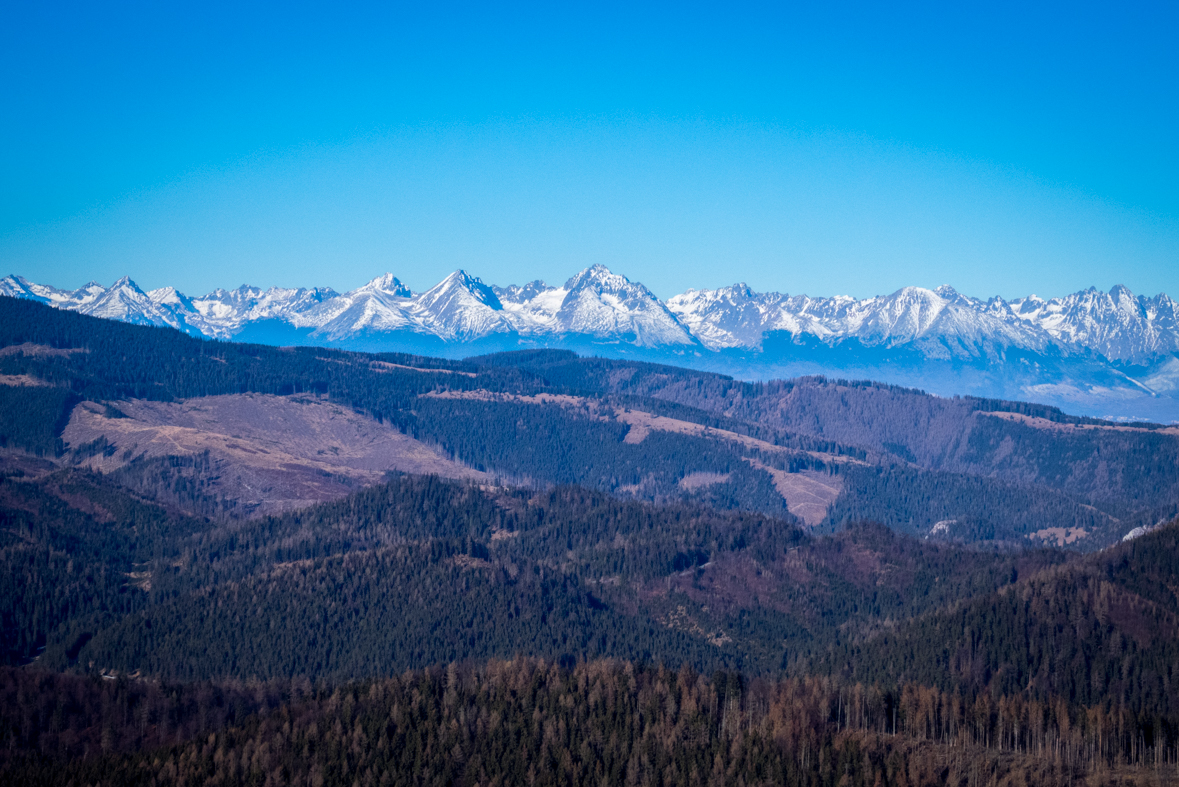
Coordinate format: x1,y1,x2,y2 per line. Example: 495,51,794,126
5,267,1178,421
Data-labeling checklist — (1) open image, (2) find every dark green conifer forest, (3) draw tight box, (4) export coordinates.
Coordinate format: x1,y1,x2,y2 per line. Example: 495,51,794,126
2,296,1179,785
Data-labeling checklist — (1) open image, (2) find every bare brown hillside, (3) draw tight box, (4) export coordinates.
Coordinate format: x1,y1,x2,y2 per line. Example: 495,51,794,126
61,393,487,515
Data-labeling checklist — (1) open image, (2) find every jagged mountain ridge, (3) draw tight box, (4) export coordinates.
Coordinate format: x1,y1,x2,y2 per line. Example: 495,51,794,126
0,265,694,348
4,266,1178,419
6,265,1174,360
666,281,1179,363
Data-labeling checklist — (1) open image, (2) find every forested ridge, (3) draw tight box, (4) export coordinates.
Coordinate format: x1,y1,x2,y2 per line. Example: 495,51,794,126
3,469,1068,680
820,520,1179,720
4,295,1175,547
486,351,1179,524
4,296,1179,784
8,464,1176,734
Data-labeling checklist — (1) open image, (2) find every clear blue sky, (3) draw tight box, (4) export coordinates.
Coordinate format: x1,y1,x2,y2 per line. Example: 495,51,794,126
2,1,1176,300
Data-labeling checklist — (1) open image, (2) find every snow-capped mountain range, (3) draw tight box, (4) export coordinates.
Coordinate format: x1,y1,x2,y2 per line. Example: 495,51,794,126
0,265,699,348
667,282,1179,364
5,265,1179,420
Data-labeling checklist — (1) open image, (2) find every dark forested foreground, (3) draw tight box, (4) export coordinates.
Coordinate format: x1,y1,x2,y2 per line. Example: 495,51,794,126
5,659,1178,787
5,466,1179,784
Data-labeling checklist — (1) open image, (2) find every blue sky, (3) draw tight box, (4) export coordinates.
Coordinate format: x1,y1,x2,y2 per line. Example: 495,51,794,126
2,1,1176,300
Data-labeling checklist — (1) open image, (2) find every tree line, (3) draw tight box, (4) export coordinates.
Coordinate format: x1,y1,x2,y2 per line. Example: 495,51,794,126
5,658,1175,786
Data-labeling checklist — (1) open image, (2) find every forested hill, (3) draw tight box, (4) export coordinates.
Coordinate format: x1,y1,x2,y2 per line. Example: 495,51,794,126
3,295,1178,549
1,467,1063,681
476,349,1179,515
5,296,1179,785
4,467,1177,784
818,518,1179,720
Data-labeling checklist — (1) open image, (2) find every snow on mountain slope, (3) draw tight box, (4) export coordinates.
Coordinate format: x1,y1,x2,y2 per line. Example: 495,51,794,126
1,275,107,310
444,265,698,346
840,287,1055,357
494,280,551,306
82,277,159,322
148,286,197,314
409,270,511,340
1010,286,1179,364
494,280,565,333
65,276,199,333
552,265,696,347
188,284,339,338
4,271,1177,373
667,283,1051,358
63,282,109,309
1,275,55,304
292,274,420,339
667,285,809,350
293,270,514,341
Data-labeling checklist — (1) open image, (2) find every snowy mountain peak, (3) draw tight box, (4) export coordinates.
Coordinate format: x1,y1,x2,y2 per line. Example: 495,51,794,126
890,285,942,303
401,270,509,340
70,282,107,305
1109,284,1141,312
669,281,1058,356
934,285,984,309
852,287,949,344
564,264,642,295
0,275,44,302
424,270,502,310
1005,285,1178,363
148,286,195,311
72,276,195,333
554,266,696,347
494,280,551,305
678,283,758,304
360,273,412,298
90,276,149,307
